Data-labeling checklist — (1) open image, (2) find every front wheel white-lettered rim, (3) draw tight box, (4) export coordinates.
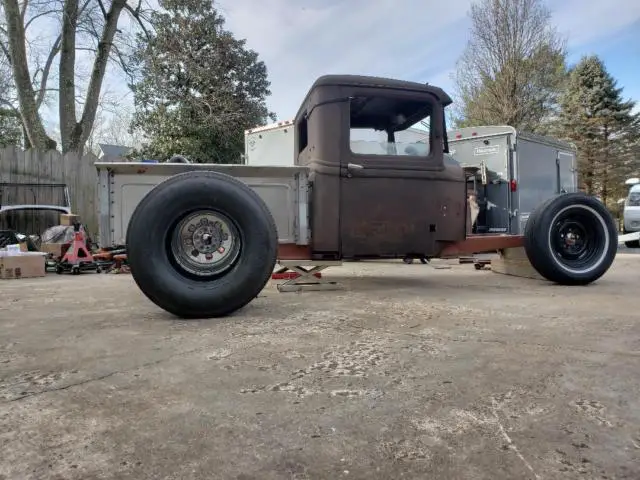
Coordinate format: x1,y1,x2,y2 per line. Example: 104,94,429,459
546,204,610,275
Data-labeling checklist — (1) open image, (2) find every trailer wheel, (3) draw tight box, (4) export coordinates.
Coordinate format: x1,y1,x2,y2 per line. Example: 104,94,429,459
523,193,617,285
126,170,278,318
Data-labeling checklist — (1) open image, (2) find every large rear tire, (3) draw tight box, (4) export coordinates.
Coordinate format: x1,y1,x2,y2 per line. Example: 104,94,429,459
126,171,278,318
523,193,617,285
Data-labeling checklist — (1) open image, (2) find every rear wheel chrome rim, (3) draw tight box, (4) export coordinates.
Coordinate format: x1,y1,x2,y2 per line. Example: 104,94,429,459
170,210,241,277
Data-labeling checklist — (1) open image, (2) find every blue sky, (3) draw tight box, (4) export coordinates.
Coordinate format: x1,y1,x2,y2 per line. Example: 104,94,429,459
213,0,640,121
37,0,640,133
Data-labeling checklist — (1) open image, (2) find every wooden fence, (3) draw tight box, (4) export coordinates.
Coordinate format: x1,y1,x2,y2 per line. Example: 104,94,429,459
0,147,99,239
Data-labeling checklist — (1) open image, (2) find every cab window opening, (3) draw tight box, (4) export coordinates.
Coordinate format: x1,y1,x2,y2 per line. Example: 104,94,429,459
348,95,434,158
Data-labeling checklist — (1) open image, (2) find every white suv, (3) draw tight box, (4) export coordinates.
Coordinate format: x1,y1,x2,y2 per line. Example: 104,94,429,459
623,179,640,248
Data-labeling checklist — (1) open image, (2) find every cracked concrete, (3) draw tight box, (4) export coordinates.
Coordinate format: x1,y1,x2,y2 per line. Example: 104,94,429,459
1,256,640,479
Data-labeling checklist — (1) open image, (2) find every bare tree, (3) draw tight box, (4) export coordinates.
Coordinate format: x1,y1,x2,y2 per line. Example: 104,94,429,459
0,38,13,106
0,0,151,153
453,0,568,132
0,33,22,145
86,95,142,155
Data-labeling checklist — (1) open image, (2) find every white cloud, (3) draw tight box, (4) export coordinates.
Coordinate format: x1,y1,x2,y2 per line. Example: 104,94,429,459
549,0,640,47
214,0,472,120
33,0,640,130
214,0,640,121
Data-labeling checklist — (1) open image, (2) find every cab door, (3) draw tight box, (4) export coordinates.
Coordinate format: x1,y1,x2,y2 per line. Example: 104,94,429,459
338,94,460,258
339,158,437,257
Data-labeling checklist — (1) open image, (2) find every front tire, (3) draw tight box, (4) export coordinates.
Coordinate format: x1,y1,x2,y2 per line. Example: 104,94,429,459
523,193,617,285
126,171,278,318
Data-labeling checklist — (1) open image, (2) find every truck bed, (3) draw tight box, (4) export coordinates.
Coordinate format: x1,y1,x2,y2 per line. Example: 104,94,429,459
95,162,310,248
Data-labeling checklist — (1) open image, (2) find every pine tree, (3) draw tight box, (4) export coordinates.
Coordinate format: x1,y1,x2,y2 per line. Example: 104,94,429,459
129,0,275,163
559,55,639,206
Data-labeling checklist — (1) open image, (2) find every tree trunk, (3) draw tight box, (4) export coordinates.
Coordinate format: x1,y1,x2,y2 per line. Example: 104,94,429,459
601,124,609,205
22,125,31,149
59,0,79,153
62,0,127,154
2,0,56,150
583,150,594,194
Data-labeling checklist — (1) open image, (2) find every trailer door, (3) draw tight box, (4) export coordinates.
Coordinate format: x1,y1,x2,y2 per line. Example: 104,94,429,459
451,135,511,234
556,151,575,193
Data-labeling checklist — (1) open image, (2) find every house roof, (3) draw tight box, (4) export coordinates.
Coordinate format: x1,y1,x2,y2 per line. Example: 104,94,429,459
99,143,132,158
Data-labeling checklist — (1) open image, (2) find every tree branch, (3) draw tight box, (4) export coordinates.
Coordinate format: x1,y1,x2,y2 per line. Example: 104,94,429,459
124,0,150,39
110,43,134,82
24,8,60,31
35,34,60,109
0,98,20,116
0,39,10,63
96,0,107,19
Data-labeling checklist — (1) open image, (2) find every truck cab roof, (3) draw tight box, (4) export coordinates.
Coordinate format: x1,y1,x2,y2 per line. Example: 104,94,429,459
308,74,452,105
295,75,452,133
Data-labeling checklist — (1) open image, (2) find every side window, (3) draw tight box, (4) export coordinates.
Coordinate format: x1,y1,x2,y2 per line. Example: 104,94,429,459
297,115,308,154
348,95,433,158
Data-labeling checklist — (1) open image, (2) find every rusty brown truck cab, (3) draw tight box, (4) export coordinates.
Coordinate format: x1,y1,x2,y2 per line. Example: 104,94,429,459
125,75,619,319
295,75,466,261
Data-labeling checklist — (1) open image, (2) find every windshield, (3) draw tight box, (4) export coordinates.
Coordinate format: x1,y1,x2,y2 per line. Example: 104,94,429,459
348,95,433,158
350,126,430,156
627,191,640,207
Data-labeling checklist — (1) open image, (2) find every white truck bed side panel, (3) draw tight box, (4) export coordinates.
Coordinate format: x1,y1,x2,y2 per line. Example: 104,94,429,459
96,163,309,248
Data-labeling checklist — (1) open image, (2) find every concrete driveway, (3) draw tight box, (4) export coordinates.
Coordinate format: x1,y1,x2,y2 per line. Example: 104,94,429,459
1,256,639,479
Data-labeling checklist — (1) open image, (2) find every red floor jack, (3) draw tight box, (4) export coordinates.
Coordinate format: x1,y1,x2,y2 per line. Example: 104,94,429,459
56,223,101,275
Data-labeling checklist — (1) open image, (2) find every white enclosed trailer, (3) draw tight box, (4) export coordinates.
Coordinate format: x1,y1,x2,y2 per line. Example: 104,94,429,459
448,126,578,235
244,120,296,166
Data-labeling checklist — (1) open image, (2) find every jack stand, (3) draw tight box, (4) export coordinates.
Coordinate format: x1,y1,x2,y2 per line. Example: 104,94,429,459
275,260,343,292
56,223,101,275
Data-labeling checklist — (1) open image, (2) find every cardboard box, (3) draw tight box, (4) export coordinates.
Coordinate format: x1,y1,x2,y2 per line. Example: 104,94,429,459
0,252,47,279
60,213,80,226
40,242,69,258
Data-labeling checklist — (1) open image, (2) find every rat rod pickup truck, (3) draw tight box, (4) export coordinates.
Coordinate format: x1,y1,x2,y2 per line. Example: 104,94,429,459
119,74,618,318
